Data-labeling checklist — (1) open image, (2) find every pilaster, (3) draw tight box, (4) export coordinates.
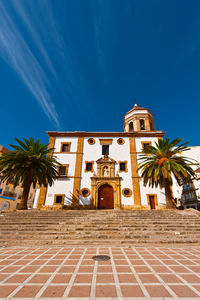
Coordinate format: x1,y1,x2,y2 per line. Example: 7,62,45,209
129,137,141,207
72,137,84,206
37,136,55,209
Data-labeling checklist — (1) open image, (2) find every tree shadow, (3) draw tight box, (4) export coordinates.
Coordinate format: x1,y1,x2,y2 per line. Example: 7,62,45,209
63,190,96,210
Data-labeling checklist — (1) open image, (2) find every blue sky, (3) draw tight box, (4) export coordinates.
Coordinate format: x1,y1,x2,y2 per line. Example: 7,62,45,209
1,0,200,148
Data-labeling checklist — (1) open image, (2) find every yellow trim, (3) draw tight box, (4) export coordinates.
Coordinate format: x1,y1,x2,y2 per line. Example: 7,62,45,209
88,138,95,145
118,161,128,172
57,164,69,177
48,132,165,138
117,138,125,145
37,136,55,208
60,142,71,153
129,137,141,207
80,188,90,197
72,137,84,206
99,139,113,145
141,141,152,151
122,188,132,197
54,152,77,154
85,161,94,173
54,194,65,205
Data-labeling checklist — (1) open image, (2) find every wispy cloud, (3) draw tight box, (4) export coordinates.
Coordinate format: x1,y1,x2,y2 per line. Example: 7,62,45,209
12,1,57,78
0,1,60,128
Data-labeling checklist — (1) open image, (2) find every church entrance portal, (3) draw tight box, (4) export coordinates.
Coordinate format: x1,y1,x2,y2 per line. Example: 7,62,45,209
98,184,114,209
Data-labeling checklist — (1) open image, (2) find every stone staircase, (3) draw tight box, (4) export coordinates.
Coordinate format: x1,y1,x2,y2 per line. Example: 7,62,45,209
0,209,200,246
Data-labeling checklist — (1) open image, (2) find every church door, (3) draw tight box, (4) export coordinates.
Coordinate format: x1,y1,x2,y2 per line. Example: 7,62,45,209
98,184,114,209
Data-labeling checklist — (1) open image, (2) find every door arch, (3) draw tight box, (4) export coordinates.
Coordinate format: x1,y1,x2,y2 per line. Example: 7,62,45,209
98,184,114,209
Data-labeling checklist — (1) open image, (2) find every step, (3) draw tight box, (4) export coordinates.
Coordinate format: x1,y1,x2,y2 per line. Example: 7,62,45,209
0,209,199,246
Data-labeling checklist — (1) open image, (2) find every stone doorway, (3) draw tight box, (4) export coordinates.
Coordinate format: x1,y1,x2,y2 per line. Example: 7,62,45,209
98,184,114,209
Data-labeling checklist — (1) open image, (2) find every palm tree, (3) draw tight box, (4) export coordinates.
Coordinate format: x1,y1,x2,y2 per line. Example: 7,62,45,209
138,138,196,209
0,138,59,210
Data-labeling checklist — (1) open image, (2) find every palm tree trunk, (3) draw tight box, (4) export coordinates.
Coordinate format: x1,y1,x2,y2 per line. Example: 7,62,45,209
18,179,32,210
164,179,176,209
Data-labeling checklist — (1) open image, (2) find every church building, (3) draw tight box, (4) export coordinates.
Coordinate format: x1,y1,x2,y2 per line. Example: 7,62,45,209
34,104,169,210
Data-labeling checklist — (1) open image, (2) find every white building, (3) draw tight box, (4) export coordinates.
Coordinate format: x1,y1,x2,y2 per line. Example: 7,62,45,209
34,104,199,210
173,147,200,210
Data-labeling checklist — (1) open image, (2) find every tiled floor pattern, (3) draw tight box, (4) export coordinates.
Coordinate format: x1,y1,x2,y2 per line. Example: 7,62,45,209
0,247,200,299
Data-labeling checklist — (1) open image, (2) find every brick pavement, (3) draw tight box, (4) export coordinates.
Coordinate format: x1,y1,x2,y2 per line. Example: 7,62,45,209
0,246,200,299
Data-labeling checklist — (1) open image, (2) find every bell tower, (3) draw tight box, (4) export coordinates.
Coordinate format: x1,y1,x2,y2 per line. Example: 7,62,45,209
123,104,155,132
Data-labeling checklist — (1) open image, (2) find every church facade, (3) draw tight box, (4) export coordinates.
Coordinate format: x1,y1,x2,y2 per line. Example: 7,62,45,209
34,105,169,210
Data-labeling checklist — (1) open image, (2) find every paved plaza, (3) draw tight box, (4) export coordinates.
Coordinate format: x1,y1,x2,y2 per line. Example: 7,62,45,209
0,247,200,299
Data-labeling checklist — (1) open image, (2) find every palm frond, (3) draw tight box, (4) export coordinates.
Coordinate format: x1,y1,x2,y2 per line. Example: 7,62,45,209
138,138,195,189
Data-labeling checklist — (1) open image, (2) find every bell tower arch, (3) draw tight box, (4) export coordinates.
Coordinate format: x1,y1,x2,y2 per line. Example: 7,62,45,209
123,104,155,132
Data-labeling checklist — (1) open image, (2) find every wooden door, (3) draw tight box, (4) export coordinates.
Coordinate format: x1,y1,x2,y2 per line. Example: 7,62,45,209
149,196,156,209
98,184,114,209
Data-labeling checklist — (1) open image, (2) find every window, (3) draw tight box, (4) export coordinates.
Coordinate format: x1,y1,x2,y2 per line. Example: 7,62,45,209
102,145,109,155
183,183,193,191
86,163,92,171
124,189,130,196
141,141,152,151
80,188,90,197
58,166,66,176
117,138,125,145
3,186,9,195
60,142,71,152
62,144,69,152
122,188,132,197
85,161,94,172
55,196,62,204
54,194,64,204
119,161,128,172
143,143,150,150
120,163,125,171
57,165,68,176
129,122,134,132
140,119,145,130
88,138,95,145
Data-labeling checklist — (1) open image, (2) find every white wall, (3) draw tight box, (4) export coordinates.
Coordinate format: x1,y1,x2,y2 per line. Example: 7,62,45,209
45,178,74,206
138,178,166,206
54,137,78,152
135,136,157,153
79,137,134,206
44,137,78,206
33,188,40,208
